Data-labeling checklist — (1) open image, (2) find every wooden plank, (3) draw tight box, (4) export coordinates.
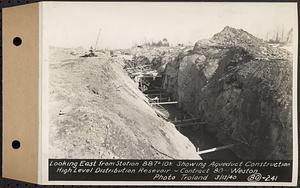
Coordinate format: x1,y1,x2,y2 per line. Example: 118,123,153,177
139,75,162,78
148,97,170,101
197,144,235,155
145,93,169,97
151,101,178,105
125,65,150,70
172,118,203,124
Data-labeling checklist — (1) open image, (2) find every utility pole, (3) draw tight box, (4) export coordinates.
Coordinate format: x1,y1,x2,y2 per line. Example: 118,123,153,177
281,26,284,43
266,32,269,42
275,31,279,43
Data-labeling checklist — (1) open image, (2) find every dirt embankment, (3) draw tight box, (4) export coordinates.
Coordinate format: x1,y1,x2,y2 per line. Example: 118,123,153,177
126,46,188,74
48,48,200,159
163,26,293,159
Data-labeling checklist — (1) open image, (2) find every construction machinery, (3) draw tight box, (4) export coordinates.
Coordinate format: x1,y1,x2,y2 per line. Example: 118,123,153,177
80,28,101,58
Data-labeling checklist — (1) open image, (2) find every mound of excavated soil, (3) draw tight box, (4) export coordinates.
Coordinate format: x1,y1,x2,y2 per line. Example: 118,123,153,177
48,49,200,159
163,26,293,159
127,46,186,73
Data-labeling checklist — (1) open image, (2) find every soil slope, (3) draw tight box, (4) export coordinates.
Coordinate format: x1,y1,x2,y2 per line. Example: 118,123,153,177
48,48,200,159
163,26,293,159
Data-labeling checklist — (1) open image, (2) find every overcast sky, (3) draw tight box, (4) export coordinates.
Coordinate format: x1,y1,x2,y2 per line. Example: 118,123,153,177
42,2,297,49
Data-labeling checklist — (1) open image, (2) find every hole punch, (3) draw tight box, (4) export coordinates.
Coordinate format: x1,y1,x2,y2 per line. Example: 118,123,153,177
13,37,22,46
12,140,21,149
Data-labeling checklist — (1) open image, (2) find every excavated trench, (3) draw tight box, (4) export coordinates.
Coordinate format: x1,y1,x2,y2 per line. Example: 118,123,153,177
122,27,293,160
139,73,239,159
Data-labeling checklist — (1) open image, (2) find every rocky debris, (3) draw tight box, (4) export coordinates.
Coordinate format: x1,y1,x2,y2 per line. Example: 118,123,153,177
123,55,151,70
124,46,186,79
164,26,293,159
134,55,151,66
48,48,200,159
194,26,291,61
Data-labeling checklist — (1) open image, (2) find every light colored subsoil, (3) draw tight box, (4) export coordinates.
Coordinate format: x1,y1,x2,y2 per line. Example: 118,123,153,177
48,50,200,159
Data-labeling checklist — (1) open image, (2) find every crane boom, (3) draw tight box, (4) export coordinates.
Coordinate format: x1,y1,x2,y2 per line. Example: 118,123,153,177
94,28,102,50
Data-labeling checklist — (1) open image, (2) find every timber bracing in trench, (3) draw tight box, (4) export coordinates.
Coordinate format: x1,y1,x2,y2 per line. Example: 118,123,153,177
196,144,235,155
